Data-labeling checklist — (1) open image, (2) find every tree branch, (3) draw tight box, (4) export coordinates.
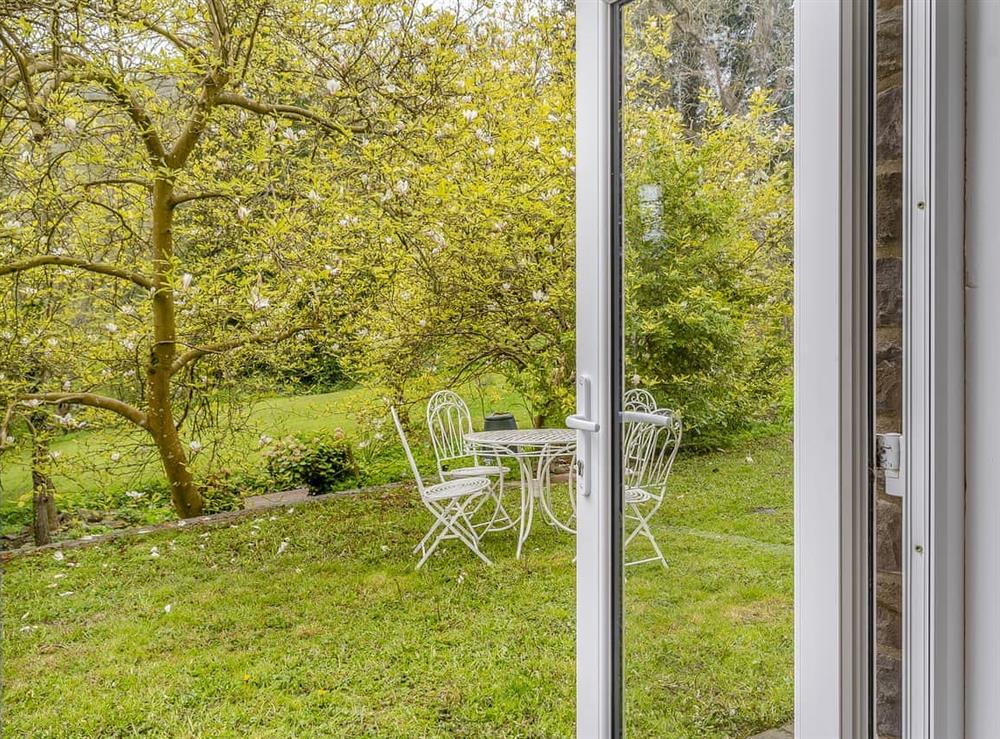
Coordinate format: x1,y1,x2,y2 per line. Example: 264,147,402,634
0,255,153,289
1,51,168,165
169,190,229,207
214,92,359,135
170,325,315,375
22,393,147,428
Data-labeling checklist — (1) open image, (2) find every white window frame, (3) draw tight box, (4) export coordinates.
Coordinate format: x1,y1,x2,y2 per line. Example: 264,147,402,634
575,0,872,736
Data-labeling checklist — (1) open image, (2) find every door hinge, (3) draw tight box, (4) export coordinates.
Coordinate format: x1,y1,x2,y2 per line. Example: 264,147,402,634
875,432,904,497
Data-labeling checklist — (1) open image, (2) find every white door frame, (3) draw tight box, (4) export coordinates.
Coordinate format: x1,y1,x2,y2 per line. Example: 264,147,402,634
575,1,614,735
792,0,870,735
901,1,964,736
575,0,872,736
966,1,999,734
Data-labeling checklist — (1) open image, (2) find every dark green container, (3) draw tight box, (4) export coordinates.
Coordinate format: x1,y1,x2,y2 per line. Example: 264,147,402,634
483,412,518,431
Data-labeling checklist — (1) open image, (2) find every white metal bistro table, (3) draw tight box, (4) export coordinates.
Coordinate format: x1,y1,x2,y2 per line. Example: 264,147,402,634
464,428,577,558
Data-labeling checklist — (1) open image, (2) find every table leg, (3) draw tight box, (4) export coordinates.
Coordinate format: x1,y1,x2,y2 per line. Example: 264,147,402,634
515,457,542,559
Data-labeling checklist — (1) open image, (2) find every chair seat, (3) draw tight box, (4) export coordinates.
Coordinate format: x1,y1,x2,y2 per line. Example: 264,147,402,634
625,487,654,504
424,477,491,501
443,465,505,478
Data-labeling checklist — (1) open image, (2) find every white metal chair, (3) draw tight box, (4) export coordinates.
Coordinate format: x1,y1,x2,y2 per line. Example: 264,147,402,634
390,407,493,568
426,389,514,533
621,406,682,568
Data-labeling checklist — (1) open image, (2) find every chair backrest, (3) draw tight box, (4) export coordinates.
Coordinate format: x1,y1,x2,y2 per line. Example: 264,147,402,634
622,388,657,463
623,388,657,413
621,407,682,503
390,406,426,495
426,389,476,475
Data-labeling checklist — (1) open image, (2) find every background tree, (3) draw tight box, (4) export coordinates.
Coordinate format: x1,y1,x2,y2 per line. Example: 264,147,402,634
625,0,793,131
621,13,793,443
0,0,486,516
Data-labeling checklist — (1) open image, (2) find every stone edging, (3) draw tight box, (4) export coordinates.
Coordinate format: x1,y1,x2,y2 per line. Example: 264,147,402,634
0,482,406,563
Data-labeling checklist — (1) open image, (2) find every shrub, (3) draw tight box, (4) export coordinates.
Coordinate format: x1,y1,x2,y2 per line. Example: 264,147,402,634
264,431,359,495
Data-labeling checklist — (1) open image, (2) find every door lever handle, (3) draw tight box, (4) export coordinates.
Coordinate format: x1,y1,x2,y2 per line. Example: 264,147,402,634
566,413,600,433
568,375,599,497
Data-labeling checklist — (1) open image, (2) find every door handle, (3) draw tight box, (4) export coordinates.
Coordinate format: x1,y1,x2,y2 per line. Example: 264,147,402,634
566,414,600,433
567,375,599,496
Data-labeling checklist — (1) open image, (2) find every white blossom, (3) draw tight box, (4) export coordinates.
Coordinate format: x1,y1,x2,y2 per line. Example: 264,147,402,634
532,289,547,302
325,78,342,95
150,546,160,558
189,440,203,453
258,434,273,447
307,189,322,204
248,289,269,311
237,205,252,221
105,322,118,333
49,450,61,461
180,273,193,290
125,490,143,499
53,551,65,561
164,603,172,613
529,136,541,151
276,539,289,555
462,109,478,123
395,179,409,196
110,452,121,463
63,117,77,132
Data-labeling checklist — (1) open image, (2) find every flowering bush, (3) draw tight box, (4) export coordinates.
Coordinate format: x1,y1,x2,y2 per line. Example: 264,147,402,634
263,431,359,495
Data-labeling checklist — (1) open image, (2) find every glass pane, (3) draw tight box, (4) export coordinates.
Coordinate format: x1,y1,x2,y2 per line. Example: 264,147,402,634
617,0,795,734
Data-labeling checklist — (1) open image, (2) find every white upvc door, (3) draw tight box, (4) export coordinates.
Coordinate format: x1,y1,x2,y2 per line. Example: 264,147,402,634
574,1,872,736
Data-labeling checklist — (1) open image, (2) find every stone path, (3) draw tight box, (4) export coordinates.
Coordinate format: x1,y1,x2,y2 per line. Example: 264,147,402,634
750,722,794,739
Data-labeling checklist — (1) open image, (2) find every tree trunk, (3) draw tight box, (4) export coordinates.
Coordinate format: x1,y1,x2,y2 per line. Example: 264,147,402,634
149,179,203,518
30,432,57,546
152,421,202,518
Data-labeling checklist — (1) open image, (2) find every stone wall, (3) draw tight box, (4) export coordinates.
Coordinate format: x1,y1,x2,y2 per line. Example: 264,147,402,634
874,0,903,736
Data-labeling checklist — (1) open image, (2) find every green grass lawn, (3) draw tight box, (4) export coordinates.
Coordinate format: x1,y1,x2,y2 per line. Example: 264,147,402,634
2,435,792,738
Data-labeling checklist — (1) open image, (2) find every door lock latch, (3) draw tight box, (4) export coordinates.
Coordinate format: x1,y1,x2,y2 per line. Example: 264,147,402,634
875,433,904,497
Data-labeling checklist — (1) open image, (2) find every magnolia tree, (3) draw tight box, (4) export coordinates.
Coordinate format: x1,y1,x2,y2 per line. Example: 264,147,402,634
0,0,487,516
337,4,576,427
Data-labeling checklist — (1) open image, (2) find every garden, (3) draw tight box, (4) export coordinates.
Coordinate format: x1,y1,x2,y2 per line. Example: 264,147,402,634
1,0,794,736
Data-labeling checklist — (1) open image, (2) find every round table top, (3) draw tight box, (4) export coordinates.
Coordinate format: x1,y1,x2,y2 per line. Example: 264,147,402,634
465,428,576,448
